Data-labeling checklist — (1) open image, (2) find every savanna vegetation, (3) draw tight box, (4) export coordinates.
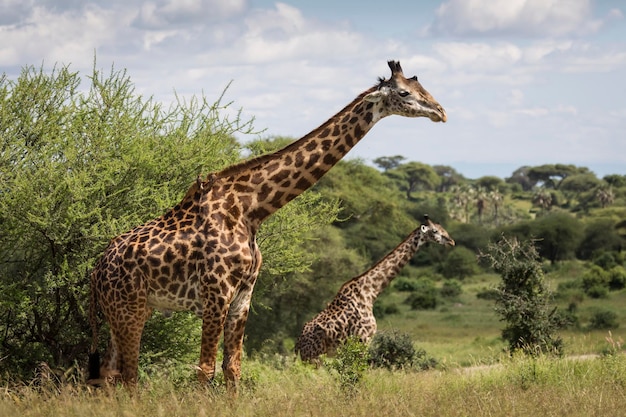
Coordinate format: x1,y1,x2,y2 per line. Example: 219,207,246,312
1,64,626,415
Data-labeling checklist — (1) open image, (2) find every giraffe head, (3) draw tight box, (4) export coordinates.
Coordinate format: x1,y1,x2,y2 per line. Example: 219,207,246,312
364,60,447,122
420,214,455,247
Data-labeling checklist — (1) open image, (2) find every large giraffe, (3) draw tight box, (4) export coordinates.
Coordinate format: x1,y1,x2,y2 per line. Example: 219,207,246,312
295,215,455,363
87,60,447,391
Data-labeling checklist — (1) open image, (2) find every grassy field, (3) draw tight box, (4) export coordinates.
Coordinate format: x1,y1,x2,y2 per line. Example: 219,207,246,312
2,260,625,416
2,353,626,417
376,262,626,366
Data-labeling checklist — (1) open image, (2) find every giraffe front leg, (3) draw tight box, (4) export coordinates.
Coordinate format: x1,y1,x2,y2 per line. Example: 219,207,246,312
198,302,229,384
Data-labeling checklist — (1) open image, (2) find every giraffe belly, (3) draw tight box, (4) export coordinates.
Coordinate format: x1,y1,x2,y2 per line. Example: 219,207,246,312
147,284,203,316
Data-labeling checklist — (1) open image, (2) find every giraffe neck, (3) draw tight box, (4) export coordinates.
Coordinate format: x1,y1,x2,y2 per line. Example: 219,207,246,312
354,229,427,305
213,86,385,226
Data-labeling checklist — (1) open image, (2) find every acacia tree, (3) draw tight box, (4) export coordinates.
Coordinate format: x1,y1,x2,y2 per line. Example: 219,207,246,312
0,64,338,379
481,237,565,355
373,155,405,172
386,161,440,199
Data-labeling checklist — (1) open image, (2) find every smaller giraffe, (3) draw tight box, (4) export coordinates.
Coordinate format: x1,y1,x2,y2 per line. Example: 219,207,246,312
295,215,455,363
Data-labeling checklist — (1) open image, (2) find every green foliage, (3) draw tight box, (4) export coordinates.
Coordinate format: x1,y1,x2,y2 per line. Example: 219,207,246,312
404,278,438,310
476,287,500,300
608,266,626,290
560,173,603,195
448,223,492,252
373,155,405,172
581,265,610,298
577,218,623,261
368,331,415,370
438,246,479,279
481,237,564,355
393,276,421,292
588,309,619,330
475,175,505,191
0,63,335,379
432,165,465,192
368,330,438,371
527,164,590,189
325,336,369,393
440,279,463,299
592,251,620,270
386,161,441,199
0,63,247,377
533,213,584,264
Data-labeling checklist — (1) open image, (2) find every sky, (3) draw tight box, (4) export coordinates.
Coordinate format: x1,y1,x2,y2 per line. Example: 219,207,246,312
1,0,625,179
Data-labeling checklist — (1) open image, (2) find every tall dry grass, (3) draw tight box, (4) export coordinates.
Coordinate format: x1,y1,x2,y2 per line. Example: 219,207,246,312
2,353,626,417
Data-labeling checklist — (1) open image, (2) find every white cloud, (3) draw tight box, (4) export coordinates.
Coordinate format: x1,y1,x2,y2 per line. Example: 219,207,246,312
434,42,522,72
0,0,624,178
132,0,247,29
430,0,603,37
515,107,549,117
0,5,127,68
508,89,524,105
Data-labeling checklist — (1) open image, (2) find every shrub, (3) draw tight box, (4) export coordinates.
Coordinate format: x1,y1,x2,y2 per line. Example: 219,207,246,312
589,309,619,330
325,336,369,393
608,266,626,291
476,287,499,300
404,278,438,310
368,331,438,372
368,331,416,370
439,246,479,280
394,276,420,292
372,302,399,319
440,280,462,299
581,265,610,297
586,285,609,299
593,251,619,270
480,237,565,355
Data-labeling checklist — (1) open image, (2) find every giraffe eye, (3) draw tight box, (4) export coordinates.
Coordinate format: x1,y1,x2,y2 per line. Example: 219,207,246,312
398,90,410,97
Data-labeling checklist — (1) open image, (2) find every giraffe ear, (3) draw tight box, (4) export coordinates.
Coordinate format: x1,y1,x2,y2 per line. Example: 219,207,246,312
420,225,429,233
364,87,389,103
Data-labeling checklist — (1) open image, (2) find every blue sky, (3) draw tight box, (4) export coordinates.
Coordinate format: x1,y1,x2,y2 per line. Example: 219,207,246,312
1,0,625,179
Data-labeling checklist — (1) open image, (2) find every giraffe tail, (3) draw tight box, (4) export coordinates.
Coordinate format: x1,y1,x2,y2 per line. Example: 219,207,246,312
87,273,101,382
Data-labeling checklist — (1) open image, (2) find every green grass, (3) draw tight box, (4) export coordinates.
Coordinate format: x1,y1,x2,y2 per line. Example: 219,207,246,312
376,264,626,366
3,260,625,416
3,354,626,416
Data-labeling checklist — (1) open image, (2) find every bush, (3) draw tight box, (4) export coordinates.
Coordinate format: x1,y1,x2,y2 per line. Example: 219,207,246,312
394,276,420,292
581,265,610,297
373,302,399,319
476,287,499,300
439,246,479,280
368,331,416,370
589,309,619,330
404,278,438,310
480,237,565,355
586,285,609,299
608,266,626,291
368,331,438,372
593,251,619,270
325,336,369,393
440,280,462,299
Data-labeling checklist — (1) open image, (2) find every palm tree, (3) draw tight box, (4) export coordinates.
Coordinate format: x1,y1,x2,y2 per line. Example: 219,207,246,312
489,190,503,225
449,185,475,223
532,189,553,212
475,186,488,224
596,186,615,208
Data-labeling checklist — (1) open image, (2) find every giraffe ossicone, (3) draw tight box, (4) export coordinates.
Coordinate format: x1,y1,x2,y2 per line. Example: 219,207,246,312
87,61,446,392
295,215,455,363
